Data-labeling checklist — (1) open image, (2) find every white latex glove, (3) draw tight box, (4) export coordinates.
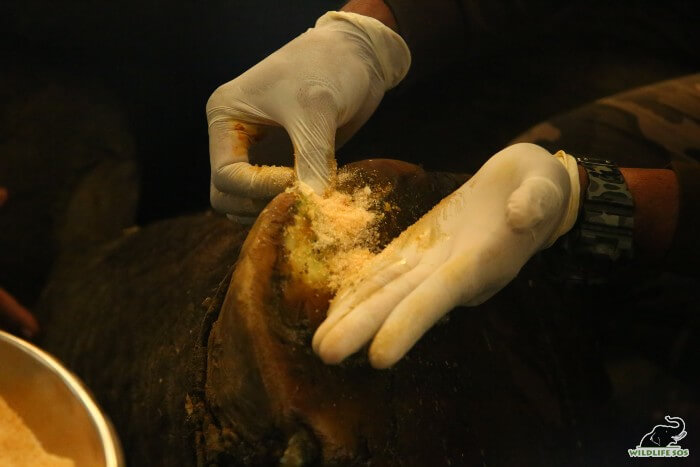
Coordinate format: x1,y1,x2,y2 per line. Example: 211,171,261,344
312,143,580,368
206,11,411,222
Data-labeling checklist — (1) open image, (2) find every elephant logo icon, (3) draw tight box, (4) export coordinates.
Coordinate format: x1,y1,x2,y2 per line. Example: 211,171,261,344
637,416,687,448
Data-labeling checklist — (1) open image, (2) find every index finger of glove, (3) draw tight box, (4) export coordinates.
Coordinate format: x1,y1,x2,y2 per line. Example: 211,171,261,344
312,258,416,354
368,258,472,369
315,263,433,365
208,119,293,199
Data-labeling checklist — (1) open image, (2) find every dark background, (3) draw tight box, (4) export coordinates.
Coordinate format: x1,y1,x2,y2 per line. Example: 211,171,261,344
3,1,697,223
2,1,343,223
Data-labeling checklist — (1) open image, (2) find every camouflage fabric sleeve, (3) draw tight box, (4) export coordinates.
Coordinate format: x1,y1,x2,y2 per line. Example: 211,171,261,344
511,73,700,275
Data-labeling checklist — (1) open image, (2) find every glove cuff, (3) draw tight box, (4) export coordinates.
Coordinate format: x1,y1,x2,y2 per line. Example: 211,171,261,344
316,11,411,90
543,150,580,248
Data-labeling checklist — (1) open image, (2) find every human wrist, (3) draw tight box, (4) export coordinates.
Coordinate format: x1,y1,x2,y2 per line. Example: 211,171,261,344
575,164,678,262
341,0,398,31
577,164,589,212
619,168,679,262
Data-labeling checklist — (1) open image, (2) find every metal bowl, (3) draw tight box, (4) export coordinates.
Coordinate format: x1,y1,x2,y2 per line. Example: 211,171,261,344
0,330,123,466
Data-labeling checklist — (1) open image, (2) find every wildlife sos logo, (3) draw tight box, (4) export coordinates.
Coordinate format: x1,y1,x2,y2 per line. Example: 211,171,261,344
628,416,690,458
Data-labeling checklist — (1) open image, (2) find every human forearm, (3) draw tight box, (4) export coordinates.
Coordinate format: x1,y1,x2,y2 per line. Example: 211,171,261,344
578,166,679,263
342,0,397,30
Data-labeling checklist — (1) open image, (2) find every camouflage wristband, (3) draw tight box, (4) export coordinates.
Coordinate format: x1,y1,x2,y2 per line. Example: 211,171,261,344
543,157,635,285
575,157,635,261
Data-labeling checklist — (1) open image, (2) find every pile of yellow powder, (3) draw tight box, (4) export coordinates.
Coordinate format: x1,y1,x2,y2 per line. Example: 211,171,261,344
285,178,383,291
0,394,75,467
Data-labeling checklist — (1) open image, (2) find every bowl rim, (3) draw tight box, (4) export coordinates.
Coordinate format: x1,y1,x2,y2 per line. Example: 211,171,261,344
0,329,123,467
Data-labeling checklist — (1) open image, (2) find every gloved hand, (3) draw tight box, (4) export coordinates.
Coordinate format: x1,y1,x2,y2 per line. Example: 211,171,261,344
206,11,411,222
312,143,580,368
